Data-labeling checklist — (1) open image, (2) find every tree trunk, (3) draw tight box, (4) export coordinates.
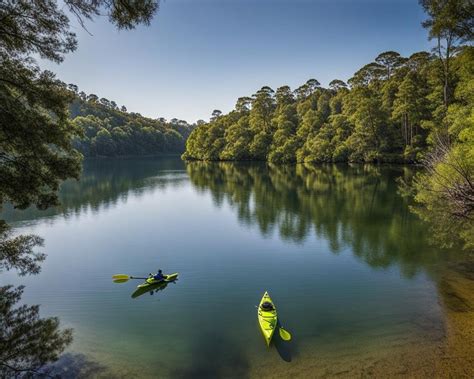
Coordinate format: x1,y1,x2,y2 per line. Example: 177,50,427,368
402,115,404,146
404,113,408,146
409,118,413,146
438,35,452,108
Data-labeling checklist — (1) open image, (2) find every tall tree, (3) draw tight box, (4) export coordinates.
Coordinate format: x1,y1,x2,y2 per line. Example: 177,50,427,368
268,86,298,163
348,63,385,87
210,109,223,121
375,51,406,79
392,70,429,157
419,0,474,107
248,86,275,159
344,87,387,161
329,79,348,92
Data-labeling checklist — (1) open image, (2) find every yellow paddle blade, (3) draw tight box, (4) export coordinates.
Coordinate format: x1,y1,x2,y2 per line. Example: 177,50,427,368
113,278,128,283
279,327,291,341
112,274,130,280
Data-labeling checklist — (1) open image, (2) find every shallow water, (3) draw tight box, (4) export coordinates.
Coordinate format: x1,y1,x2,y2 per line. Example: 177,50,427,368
3,157,471,377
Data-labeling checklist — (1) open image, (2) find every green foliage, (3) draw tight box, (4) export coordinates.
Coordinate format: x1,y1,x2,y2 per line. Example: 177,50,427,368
420,0,473,44
70,96,193,157
412,127,474,249
411,48,474,250
184,45,471,168
0,57,83,211
220,116,252,160
408,2,474,249
419,0,473,107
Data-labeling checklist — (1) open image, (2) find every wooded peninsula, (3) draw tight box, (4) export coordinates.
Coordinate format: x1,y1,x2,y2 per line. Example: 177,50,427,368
69,92,194,157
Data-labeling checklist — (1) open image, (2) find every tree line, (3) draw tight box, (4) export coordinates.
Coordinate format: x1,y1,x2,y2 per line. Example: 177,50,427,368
183,45,471,165
68,87,194,157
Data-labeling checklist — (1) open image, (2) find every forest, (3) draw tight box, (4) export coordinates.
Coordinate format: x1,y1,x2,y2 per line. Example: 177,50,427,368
183,47,472,165
69,89,194,157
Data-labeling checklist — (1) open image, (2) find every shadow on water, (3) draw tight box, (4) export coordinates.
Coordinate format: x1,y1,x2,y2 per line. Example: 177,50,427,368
437,261,474,317
43,353,111,379
171,332,250,379
273,324,293,363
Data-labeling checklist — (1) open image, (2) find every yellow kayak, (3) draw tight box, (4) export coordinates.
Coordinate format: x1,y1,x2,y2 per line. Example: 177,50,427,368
258,291,277,347
136,273,178,288
131,273,178,299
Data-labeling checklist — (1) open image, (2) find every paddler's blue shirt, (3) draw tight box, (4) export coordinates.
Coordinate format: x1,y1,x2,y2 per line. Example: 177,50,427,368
154,273,164,280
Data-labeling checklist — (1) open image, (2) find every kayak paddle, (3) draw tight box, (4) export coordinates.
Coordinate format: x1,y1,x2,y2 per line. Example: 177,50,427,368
112,274,148,282
278,326,292,341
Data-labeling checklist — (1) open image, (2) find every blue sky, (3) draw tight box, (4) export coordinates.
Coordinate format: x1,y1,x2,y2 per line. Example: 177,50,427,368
43,0,431,122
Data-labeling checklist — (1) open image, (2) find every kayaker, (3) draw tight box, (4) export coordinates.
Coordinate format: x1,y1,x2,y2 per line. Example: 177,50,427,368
261,301,274,311
153,269,165,281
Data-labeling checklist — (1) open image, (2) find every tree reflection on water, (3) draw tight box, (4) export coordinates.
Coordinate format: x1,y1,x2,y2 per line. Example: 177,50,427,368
0,284,72,377
186,162,462,278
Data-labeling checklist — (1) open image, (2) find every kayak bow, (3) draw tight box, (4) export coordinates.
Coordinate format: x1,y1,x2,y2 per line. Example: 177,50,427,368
258,291,277,347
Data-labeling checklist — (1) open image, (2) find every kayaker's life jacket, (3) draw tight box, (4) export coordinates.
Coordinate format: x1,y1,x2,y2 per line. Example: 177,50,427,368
261,301,274,311
153,273,165,280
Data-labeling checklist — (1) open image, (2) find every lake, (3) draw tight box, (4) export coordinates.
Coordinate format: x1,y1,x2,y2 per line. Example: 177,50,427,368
3,157,473,378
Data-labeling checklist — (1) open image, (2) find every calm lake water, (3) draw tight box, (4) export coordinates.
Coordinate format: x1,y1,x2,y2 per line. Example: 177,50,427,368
3,157,467,377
